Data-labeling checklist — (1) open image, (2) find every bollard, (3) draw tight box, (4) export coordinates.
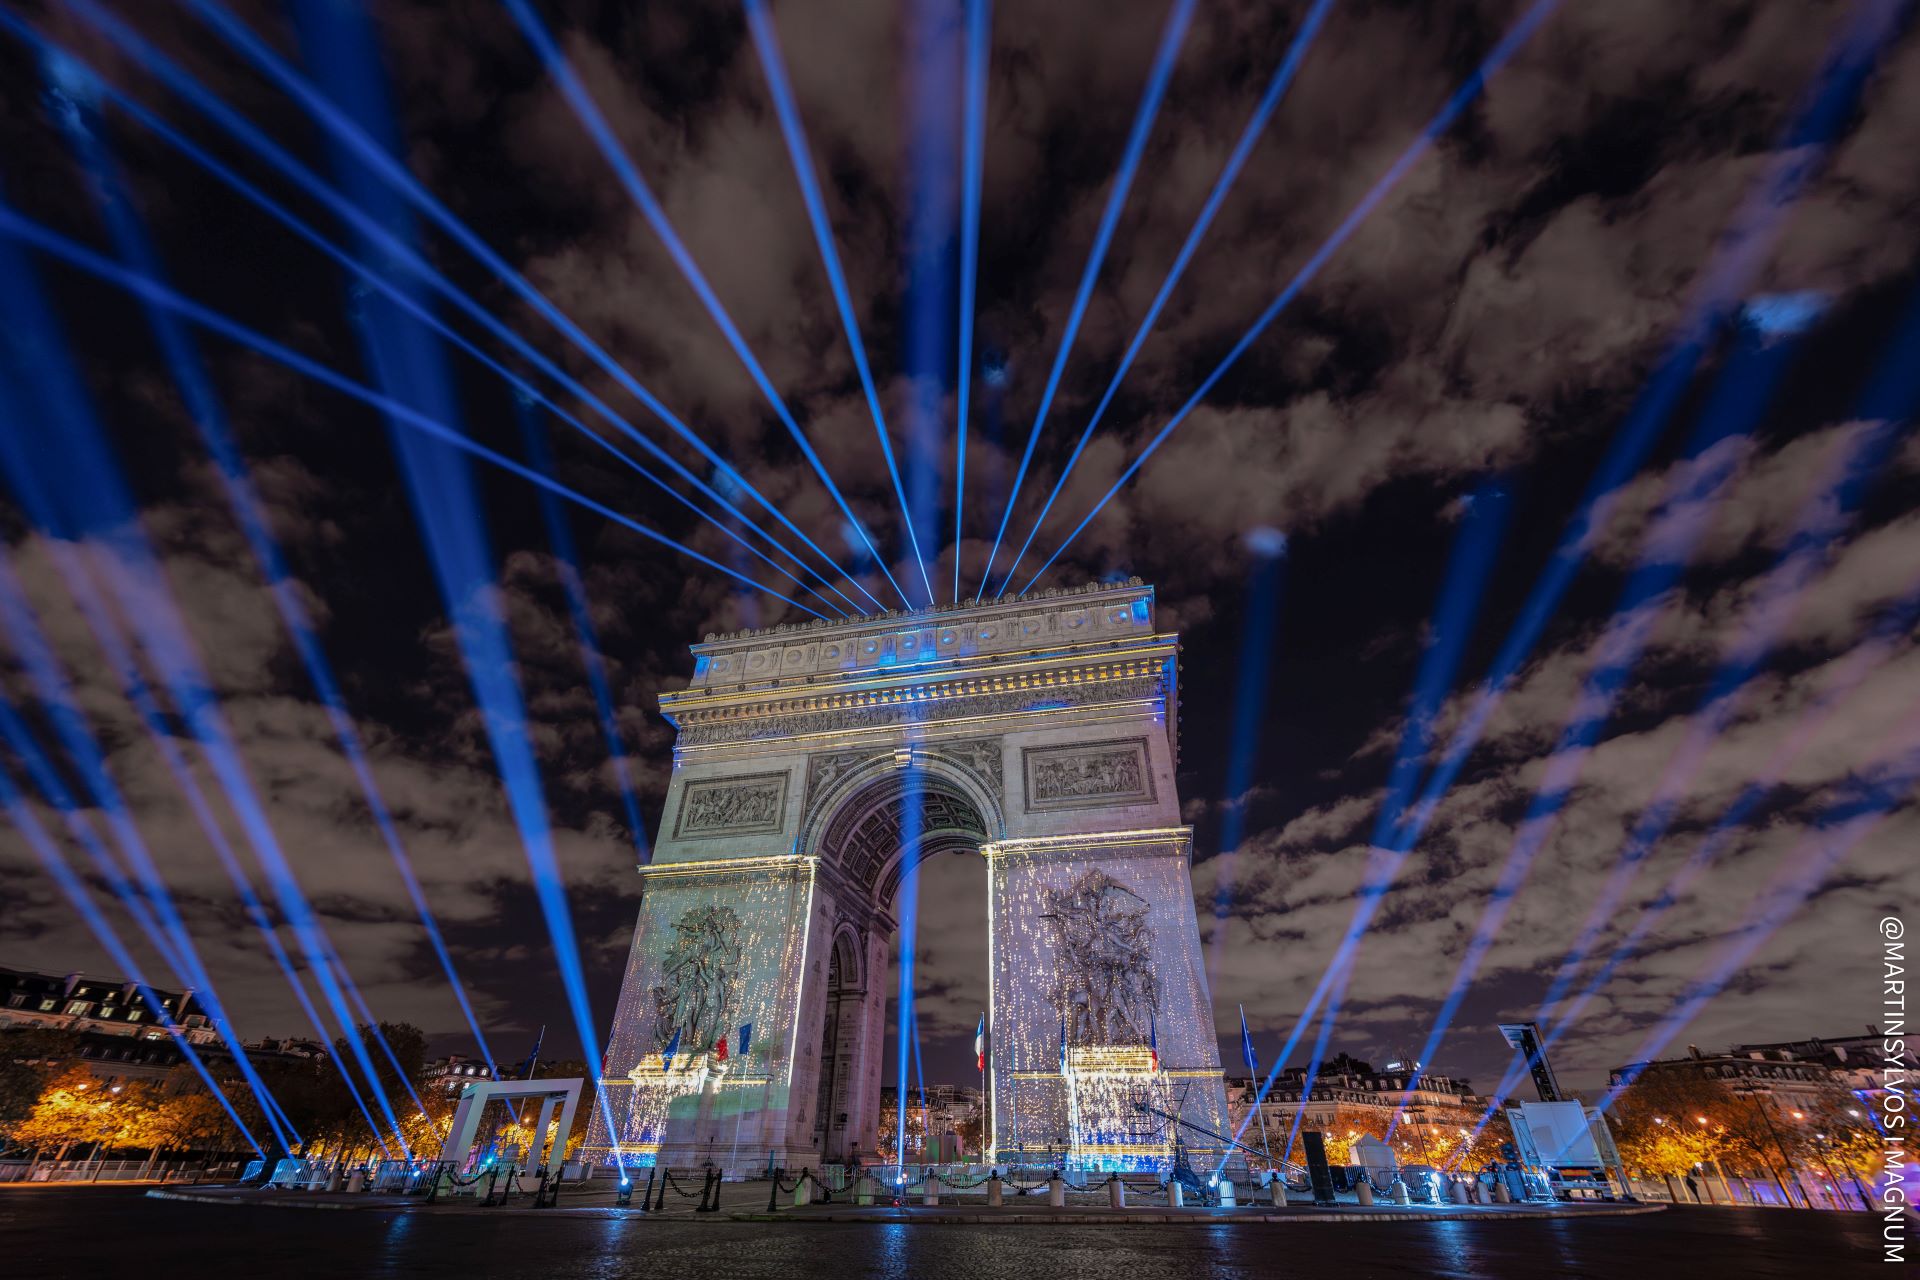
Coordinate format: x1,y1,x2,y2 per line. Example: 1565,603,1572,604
987,1175,1004,1207
856,1175,875,1206
1219,1180,1236,1208
697,1167,720,1213
345,1168,366,1194
325,1165,346,1193
1392,1179,1411,1206
1451,1179,1471,1205
1270,1176,1287,1207
1474,1180,1491,1205
767,1171,782,1213
1355,1179,1374,1207
1047,1174,1066,1208
922,1173,941,1207
1109,1175,1126,1209
1495,1179,1513,1204
1169,1181,1185,1208
793,1169,811,1208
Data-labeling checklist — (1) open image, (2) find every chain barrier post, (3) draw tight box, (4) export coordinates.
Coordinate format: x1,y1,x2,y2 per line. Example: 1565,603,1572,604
767,1168,783,1212
698,1166,720,1213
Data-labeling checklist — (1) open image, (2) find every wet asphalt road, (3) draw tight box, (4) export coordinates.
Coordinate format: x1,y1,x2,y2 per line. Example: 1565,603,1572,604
0,1185,1891,1278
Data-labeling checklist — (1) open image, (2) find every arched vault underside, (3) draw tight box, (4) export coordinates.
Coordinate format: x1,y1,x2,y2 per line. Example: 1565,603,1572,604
588,581,1229,1173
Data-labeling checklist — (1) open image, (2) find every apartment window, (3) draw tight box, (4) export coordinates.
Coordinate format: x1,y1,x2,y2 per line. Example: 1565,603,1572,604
127,1011,143,1023
5,994,25,1009
38,999,56,1011
66,1001,91,1016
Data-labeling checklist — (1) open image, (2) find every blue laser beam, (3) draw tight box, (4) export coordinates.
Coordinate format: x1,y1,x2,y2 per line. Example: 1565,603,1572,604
516,393,653,865
29,38,850,624
290,0,626,1162
1382,326,1809,1139
496,0,911,611
952,0,991,604
1265,481,1513,1164
901,0,961,614
63,0,873,616
1509,282,1920,1065
0,758,267,1156
18,6,854,619
1594,722,1920,1129
995,0,1338,594
0,206,828,622
1037,0,1908,594
745,0,937,607
336,952,431,1122
976,0,1196,600
894,764,926,1166
1203,528,1288,976
0,234,378,1150
0,212,415,1155
0,578,300,1155
0,541,385,1153
1023,0,1568,596
49,65,505,1077
1451,591,1920,1159
1218,0,1905,1169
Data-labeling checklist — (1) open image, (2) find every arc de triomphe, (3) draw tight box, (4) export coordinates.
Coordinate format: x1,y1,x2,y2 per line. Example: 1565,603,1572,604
586,580,1228,1171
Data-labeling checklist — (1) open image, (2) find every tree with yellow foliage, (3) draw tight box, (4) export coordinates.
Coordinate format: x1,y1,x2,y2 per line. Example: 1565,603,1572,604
7,1067,125,1161
119,1080,243,1175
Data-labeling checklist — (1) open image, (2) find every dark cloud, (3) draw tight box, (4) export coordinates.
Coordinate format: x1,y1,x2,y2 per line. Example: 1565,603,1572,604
0,0,1915,1097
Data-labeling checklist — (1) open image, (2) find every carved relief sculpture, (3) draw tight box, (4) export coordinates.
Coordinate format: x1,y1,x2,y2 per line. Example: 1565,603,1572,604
1040,869,1159,1046
674,772,788,837
650,905,744,1054
1023,738,1154,811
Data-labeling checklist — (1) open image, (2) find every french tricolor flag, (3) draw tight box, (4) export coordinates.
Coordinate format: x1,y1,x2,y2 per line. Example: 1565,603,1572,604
975,1014,988,1072
1149,1014,1159,1073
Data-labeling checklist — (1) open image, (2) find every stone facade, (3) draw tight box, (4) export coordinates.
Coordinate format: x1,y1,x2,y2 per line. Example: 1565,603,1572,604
587,581,1228,1172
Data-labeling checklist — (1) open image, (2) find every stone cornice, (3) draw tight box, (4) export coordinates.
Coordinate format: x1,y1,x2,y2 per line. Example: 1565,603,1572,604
678,580,1156,694
669,655,1169,749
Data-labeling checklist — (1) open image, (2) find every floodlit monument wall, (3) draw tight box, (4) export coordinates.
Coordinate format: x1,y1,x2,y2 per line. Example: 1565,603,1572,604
587,580,1228,1171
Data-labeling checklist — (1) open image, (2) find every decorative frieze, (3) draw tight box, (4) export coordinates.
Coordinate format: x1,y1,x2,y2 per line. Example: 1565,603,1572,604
1022,738,1155,812
673,667,1164,747
672,771,789,838
928,736,1005,799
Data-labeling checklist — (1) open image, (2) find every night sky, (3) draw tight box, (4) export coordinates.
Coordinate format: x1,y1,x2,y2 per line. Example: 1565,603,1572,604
1,0,1917,1104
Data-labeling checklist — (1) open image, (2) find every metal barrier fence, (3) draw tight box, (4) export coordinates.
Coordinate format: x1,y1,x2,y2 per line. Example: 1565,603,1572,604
0,1158,238,1183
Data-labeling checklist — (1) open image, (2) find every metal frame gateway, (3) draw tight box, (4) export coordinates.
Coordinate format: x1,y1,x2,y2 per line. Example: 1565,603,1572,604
587,580,1229,1173
439,1078,584,1179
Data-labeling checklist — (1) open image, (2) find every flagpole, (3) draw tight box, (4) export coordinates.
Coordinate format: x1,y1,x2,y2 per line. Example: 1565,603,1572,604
1243,1005,1274,1170
978,1012,988,1165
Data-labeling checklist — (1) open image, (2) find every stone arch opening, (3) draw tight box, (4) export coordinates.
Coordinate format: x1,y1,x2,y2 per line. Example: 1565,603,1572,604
803,762,994,1162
